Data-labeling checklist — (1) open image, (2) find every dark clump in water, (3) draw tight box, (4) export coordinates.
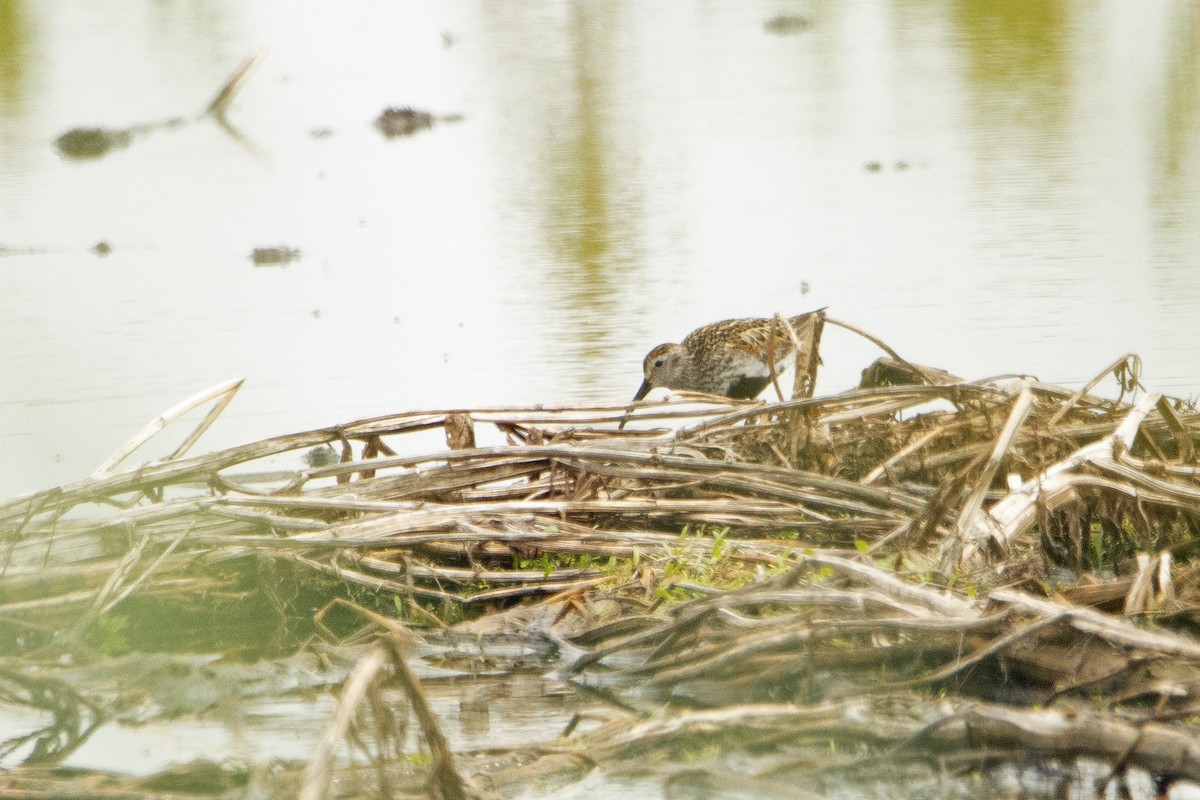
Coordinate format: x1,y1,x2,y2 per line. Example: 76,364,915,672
55,127,135,160
51,51,264,161
250,246,301,267
374,106,435,138
763,15,811,35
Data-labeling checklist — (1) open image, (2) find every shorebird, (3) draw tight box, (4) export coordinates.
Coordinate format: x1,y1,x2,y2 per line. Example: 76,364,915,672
629,310,825,405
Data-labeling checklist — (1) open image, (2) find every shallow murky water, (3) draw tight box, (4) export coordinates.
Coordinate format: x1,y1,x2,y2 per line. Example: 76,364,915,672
2,0,1199,497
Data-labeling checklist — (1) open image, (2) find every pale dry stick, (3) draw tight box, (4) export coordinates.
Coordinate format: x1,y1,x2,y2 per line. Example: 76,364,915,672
286,553,470,603
301,637,470,800
949,384,1035,551
635,591,973,685
801,553,978,619
881,613,1068,690
0,425,339,526
98,524,192,615
356,553,601,585
206,505,331,532
1124,553,1155,616
764,314,789,403
602,702,850,754
753,310,821,403
619,391,752,431
928,703,1200,783
296,445,923,514
772,311,823,459
990,588,1200,660
93,378,245,476
1090,457,1200,505
942,391,1162,571
299,644,391,800
205,49,266,117
290,551,607,605
313,597,426,642
0,589,101,616
639,628,814,686
864,518,925,555
823,316,945,385
381,637,472,800
1153,395,1196,463
820,396,955,426
1047,354,1142,426
1158,551,1175,607
861,425,948,485
72,532,148,625
714,608,1008,635
347,399,741,436
5,402,732,523
677,383,1000,441
63,522,191,640
787,310,825,401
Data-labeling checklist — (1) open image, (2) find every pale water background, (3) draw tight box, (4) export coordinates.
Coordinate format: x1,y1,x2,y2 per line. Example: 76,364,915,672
2,1,1200,498
2,0,1200,789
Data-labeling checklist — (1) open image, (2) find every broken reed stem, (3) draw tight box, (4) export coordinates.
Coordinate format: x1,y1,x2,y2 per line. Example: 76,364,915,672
824,316,942,384
1047,354,1140,426
299,645,391,800
297,638,469,800
205,49,267,117
380,636,471,800
949,385,1034,551
93,378,245,476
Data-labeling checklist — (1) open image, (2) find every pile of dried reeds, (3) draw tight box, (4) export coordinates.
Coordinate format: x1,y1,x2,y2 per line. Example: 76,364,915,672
5,313,1200,796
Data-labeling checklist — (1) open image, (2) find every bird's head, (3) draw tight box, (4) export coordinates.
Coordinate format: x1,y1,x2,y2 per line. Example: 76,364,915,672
633,342,685,401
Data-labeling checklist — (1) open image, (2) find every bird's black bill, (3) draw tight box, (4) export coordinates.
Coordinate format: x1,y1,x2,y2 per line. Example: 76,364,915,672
618,380,653,431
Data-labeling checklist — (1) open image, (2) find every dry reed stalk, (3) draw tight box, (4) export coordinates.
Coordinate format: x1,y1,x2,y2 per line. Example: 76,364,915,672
298,644,390,800
93,378,245,476
205,50,266,117
941,392,1163,571
299,637,470,800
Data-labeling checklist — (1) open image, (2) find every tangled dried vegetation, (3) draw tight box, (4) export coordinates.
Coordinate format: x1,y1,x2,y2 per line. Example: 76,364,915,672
5,312,1200,798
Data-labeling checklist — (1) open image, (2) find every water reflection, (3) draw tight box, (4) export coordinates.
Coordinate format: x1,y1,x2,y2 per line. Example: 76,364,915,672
0,0,26,117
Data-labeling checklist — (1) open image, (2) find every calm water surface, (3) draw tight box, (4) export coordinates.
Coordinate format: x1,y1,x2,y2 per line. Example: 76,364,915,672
2,1,1199,494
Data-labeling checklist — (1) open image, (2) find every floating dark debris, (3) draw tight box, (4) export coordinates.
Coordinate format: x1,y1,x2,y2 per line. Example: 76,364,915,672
373,106,463,138
374,106,435,138
53,51,264,161
55,126,134,160
764,14,812,35
250,246,301,266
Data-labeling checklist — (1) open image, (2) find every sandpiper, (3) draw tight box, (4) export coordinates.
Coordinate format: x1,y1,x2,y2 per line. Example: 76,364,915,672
630,310,825,404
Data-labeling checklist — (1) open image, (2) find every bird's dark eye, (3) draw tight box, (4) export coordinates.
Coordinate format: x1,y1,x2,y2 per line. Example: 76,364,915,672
653,359,665,368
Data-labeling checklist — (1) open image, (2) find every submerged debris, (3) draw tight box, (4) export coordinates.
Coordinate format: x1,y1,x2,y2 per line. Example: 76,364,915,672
54,126,135,159
373,106,463,138
54,50,265,161
250,245,301,266
763,14,811,35
374,106,435,137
